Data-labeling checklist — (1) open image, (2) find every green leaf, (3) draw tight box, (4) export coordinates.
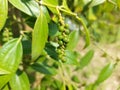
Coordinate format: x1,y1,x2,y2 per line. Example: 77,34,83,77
0,38,23,89
42,0,58,14
116,0,120,8
52,80,62,89
78,50,94,69
89,0,106,7
72,75,80,83
48,21,58,36
45,43,58,60
65,50,79,65
61,83,66,90
67,30,80,50
2,84,9,90
85,84,96,90
67,84,73,90
9,0,40,17
95,63,114,85
32,6,48,60
0,68,10,75
40,76,54,88
31,63,57,75
41,6,51,23
9,70,30,90
0,38,22,72
22,40,31,54
62,0,71,12
88,8,97,21
0,0,8,31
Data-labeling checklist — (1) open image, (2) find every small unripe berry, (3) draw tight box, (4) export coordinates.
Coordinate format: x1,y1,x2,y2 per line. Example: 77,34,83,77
65,29,70,34
65,24,69,28
61,57,66,62
63,37,69,43
9,37,13,40
3,32,8,36
58,35,63,40
58,40,63,45
59,26,64,32
9,32,13,36
2,38,8,42
57,49,62,54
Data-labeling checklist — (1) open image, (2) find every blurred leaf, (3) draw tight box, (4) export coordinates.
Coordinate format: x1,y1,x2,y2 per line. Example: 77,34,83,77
2,84,9,90
9,0,40,17
24,15,36,28
89,0,105,7
52,80,62,89
32,6,48,60
88,8,97,21
40,76,54,88
61,83,66,90
95,63,114,85
78,50,94,69
0,0,8,31
45,43,58,60
72,75,80,83
103,2,114,12
0,38,22,89
85,84,96,90
31,63,57,75
0,68,10,75
116,0,120,8
48,21,58,36
41,6,51,23
62,0,71,12
65,50,79,65
67,84,73,90
10,70,30,90
42,0,58,14
22,40,31,54
67,30,80,50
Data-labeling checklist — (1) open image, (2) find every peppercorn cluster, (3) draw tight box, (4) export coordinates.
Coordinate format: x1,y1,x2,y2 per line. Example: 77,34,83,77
56,23,70,62
2,28,13,42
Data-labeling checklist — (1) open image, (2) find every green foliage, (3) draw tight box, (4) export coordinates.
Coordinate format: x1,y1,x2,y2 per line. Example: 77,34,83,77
32,6,48,60
0,0,8,31
9,0,40,17
0,0,120,90
78,50,94,69
95,63,115,85
0,38,22,89
67,30,80,50
9,70,30,90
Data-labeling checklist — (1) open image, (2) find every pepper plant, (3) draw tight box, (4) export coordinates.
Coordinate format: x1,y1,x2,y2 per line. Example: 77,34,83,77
0,0,120,90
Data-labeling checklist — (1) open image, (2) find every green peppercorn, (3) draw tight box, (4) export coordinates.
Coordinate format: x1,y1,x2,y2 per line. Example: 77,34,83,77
59,26,64,32
2,38,8,42
65,29,70,34
58,35,63,40
65,24,69,28
61,48,65,52
58,40,63,45
61,45,65,49
3,32,8,36
57,49,62,54
9,32,13,36
61,57,66,62
58,54,63,59
63,37,69,43
9,37,13,40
